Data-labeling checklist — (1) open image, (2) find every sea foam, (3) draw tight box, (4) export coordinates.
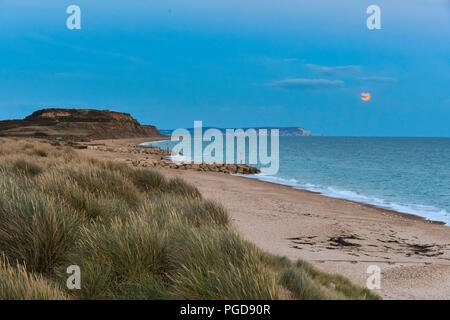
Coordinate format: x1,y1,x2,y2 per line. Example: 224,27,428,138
235,173,450,226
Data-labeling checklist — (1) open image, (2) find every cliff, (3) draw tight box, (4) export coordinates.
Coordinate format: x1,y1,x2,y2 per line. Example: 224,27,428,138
0,108,164,140
160,126,315,137
259,127,312,136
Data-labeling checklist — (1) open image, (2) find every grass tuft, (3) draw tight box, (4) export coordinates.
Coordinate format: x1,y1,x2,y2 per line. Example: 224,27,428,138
33,149,48,157
166,177,202,199
279,268,323,299
0,256,65,300
0,179,80,275
129,168,167,193
12,159,43,176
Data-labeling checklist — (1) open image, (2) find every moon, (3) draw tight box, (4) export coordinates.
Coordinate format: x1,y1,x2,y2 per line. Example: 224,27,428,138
361,93,371,101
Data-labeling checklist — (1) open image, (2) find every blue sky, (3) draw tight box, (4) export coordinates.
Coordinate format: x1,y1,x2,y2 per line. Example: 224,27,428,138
0,0,449,136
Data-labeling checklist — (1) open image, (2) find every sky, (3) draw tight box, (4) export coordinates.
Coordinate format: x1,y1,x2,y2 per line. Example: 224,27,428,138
0,0,449,136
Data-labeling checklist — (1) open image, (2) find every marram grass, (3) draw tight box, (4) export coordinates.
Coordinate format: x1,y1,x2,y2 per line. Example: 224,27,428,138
0,138,380,300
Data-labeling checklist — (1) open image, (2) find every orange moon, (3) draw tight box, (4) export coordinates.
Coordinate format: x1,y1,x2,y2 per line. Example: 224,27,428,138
361,93,371,101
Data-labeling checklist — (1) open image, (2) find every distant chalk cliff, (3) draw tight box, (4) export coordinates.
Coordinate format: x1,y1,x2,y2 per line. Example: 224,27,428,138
159,126,319,137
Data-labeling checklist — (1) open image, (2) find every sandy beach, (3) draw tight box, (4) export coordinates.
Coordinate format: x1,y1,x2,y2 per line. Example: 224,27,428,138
80,137,450,300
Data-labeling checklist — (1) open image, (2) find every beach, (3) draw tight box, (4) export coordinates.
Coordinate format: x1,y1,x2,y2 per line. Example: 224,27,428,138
80,137,450,300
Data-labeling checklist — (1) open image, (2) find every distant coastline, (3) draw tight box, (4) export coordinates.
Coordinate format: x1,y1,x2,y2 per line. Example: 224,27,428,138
158,126,321,137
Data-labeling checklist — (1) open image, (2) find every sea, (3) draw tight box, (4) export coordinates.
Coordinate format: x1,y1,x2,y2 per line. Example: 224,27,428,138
143,137,450,225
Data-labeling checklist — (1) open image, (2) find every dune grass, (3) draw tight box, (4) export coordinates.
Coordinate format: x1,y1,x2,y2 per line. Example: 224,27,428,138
0,138,380,300
0,255,66,300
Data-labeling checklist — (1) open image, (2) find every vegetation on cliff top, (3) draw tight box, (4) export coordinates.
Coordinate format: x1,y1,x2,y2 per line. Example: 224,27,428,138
0,138,379,300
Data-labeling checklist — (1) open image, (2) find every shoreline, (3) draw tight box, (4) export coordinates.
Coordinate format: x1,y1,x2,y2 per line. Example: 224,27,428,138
79,136,450,300
141,138,449,226
231,173,449,228
235,174,448,227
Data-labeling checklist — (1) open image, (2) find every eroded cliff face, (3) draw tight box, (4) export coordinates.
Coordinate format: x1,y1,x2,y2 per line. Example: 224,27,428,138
25,109,140,124
0,108,164,140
